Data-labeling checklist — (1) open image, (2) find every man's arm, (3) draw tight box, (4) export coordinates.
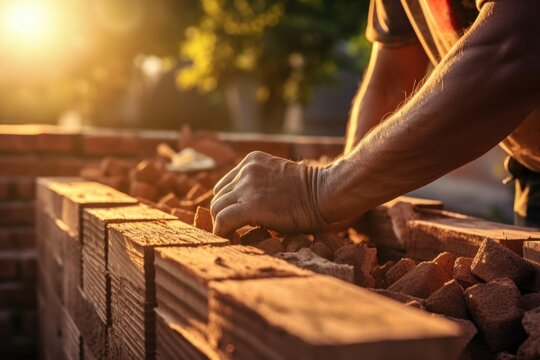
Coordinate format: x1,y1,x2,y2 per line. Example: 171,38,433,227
318,1,540,223
210,1,540,236
344,41,429,154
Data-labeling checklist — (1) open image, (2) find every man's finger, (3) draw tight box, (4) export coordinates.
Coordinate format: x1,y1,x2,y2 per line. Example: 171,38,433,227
213,163,242,195
213,203,251,237
210,190,238,218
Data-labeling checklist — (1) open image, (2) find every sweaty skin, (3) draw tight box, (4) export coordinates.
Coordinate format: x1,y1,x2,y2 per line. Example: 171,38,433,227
210,2,540,237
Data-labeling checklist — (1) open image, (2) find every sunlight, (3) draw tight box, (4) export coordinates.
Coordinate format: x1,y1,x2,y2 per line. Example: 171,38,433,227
2,1,53,43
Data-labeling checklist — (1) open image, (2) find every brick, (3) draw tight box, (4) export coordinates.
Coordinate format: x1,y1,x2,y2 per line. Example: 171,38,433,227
406,212,540,261
425,280,469,319
471,238,535,288
388,261,451,299
309,240,333,260
194,206,213,233
524,241,540,264
82,204,175,323
239,227,271,246
0,156,93,176
35,132,78,154
0,132,34,154
209,276,466,360
362,197,444,250
0,178,11,200
13,177,35,200
372,260,394,288
383,258,416,288
157,192,180,208
75,287,107,360
38,289,63,360
133,160,163,183
520,292,540,311
19,250,37,280
278,248,354,283
254,237,282,255
129,181,159,202
171,208,195,224
0,254,18,280
108,220,228,359
0,201,34,226
81,132,139,157
0,283,36,308
465,278,525,351
314,233,350,253
282,234,311,252
433,252,456,278
453,257,482,289
155,245,308,358
517,307,540,360
335,244,377,287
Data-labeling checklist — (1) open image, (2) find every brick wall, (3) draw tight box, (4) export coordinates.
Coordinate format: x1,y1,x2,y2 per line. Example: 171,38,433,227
0,124,343,358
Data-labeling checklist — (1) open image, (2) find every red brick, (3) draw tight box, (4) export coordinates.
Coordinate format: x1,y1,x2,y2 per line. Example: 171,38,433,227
0,227,35,250
425,280,469,319
465,278,525,351
383,258,416,288
471,239,535,288
133,160,163,183
254,237,282,255
193,206,213,233
453,257,482,289
335,244,377,287
171,208,195,224
81,132,138,157
310,240,333,260
129,181,159,202
0,179,10,200
0,283,36,308
282,234,311,252
388,261,451,299
518,307,540,360
0,156,94,176
35,132,78,154
433,252,456,278
0,202,34,226
0,133,34,154
239,227,272,246
0,254,18,280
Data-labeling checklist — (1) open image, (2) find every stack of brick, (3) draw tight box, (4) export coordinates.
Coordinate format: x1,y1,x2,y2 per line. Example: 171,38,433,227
35,178,467,359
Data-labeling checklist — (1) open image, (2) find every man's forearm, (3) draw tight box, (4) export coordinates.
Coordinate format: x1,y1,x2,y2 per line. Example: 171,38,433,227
319,2,540,223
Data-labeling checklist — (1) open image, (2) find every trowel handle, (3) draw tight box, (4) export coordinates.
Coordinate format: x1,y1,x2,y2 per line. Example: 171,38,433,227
157,143,178,160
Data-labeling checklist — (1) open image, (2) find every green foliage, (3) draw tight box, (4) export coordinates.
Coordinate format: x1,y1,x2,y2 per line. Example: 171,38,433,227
178,0,370,104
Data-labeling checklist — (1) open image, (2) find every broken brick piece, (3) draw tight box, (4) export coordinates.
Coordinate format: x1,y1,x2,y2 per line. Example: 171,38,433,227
464,278,525,352
129,181,159,202
518,307,540,360
433,252,456,279
314,233,350,253
239,227,272,246
425,280,469,319
520,292,540,311
471,239,534,288
186,183,208,201
335,244,377,287
133,160,162,183
171,208,195,225
310,241,333,260
282,234,311,252
372,261,394,289
254,237,282,255
158,193,180,208
387,261,450,299
193,206,213,233
453,257,482,289
383,258,416,288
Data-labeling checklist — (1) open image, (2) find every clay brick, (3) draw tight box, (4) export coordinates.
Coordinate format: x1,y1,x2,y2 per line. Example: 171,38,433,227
278,248,354,283
388,261,451,299
282,234,311,252
0,156,93,177
309,241,333,260
433,252,456,278
158,193,180,208
171,208,196,224
108,220,228,359
517,306,540,360
425,280,469,319
314,233,350,253
0,283,36,308
406,213,540,261
254,237,282,255
383,258,416,288
209,276,466,360
0,254,18,280
239,227,271,246
464,278,525,351
372,261,394,289
35,132,78,154
520,292,540,311
335,244,377,287
0,201,34,226
471,239,535,288
133,160,163,183
453,257,482,289
81,132,138,157
0,227,35,250
194,206,213,233
130,180,159,202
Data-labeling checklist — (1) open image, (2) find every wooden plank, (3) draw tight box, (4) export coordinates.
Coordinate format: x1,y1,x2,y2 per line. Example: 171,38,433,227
208,276,466,360
82,204,176,324
108,220,229,360
154,245,310,358
406,212,540,260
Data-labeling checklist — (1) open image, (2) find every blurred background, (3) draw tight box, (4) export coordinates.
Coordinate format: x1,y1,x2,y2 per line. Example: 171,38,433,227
0,0,370,135
0,0,513,221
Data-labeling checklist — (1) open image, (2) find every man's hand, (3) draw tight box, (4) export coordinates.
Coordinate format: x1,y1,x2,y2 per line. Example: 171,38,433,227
210,151,328,237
